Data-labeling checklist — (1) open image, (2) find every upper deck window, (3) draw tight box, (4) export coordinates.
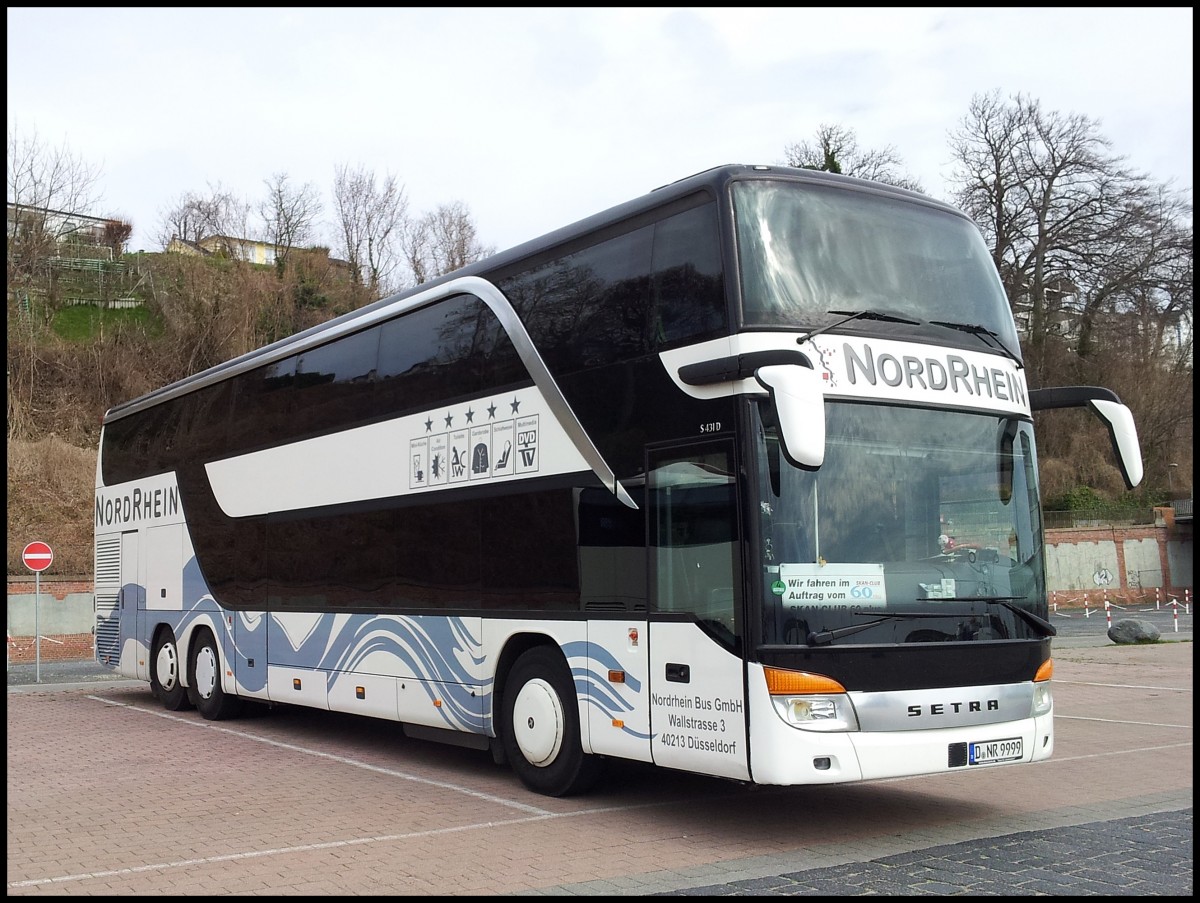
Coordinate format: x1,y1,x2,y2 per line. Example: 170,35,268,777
733,180,1019,352
496,199,726,373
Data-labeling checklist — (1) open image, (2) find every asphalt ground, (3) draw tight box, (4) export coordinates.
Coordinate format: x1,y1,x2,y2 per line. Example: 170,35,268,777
6,610,1192,896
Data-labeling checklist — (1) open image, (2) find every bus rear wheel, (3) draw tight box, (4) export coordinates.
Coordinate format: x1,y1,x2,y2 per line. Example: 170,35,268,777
188,628,243,721
501,646,604,797
150,628,191,711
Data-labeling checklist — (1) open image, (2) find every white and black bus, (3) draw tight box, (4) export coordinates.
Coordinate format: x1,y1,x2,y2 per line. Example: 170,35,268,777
94,164,1143,796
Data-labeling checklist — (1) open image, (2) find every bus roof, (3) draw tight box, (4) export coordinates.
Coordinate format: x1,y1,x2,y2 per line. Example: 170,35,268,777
104,165,962,422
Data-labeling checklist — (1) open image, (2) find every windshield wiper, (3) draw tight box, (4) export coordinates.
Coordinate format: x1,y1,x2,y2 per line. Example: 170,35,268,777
799,309,923,346
937,596,1056,638
985,598,1056,637
928,320,1023,369
807,610,951,646
808,598,1057,646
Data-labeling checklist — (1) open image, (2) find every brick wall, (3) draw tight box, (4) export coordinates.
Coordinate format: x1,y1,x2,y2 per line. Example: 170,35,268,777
7,579,93,598
7,633,95,663
7,577,95,663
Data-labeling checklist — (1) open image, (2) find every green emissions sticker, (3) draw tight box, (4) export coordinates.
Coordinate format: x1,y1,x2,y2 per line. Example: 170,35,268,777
771,579,787,596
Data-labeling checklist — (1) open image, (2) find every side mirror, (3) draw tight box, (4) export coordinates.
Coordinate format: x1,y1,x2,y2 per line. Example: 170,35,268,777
676,349,827,471
754,363,826,469
1029,387,1143,489
1086,399,1144,489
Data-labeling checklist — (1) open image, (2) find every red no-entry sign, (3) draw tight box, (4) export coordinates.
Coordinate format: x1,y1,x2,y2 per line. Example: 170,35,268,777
22,541,54,573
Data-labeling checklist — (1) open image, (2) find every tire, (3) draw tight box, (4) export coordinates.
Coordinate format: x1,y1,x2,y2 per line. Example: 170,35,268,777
500,646,604,797
188,628,243,721
150,628,192,711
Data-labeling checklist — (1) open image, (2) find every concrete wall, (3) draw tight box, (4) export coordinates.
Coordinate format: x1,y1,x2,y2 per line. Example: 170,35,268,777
6,578,95,663
1045,538,1120,593
1122,538,1164,589
1167,540,1194,589
1043,524,1192,606
7,579,94,635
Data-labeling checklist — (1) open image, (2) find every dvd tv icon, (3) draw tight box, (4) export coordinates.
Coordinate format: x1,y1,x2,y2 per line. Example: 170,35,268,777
515,416,539,473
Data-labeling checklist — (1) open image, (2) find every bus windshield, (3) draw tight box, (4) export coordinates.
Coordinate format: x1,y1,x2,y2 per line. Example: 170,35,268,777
753,401,1047,646
733,179,1020,353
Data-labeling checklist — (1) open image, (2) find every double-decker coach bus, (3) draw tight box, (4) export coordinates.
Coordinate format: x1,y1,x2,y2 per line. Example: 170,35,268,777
94,164,1143,796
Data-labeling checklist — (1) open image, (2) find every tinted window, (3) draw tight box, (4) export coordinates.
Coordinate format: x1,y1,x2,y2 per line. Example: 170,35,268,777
481,491,580,610
102,410,158,484
499,226,654,373
228,356,297,453
267,508,396,610
651,202,727,346
497,201,728,371
102,378,236,486
377,294,525,416
175,380,234,465
392,497,482,608
293,327,381,436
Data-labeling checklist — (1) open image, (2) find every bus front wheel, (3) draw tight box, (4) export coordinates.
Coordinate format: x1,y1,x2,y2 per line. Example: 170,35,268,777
188,628,243,721
501,646,604,797
150,628,191,711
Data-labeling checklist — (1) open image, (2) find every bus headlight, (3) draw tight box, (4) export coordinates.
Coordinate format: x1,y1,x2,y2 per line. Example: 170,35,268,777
1032,682,1052,716
1032,658,1053,716
764,667,859,732
771,694,860,732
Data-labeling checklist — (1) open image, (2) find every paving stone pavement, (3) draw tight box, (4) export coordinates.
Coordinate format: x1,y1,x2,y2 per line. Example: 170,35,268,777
651,809,1193,896
9,629,1191,895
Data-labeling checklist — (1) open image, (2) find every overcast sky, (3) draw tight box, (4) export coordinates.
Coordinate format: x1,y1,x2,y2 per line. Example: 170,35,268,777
7,7,1194,257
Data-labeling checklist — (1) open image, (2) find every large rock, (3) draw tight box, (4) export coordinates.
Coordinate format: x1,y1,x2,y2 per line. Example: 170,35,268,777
1108,618,1162,644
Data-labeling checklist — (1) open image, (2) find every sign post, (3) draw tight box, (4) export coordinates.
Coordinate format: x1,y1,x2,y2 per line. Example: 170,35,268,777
22,541,53,683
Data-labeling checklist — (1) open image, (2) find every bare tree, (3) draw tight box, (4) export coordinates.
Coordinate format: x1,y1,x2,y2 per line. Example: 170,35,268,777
950,91,1115,377
948,91,1191,379
155,182,251,250
401,201,495,286
7,123,106,284
103,219,133,257
782,124,923,192
332,163,409,300
259,172,322,274
950,91,1194,499
1071,182,1193,361
400,214,433,287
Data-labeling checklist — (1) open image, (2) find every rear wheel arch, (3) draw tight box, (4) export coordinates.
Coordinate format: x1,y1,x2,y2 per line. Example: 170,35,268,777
493,633,553,725
498,641,604,796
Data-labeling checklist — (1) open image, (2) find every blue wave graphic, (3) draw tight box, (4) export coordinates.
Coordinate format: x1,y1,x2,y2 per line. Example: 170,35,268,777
318,616,487,731
132,572,655,742
562,639,652,741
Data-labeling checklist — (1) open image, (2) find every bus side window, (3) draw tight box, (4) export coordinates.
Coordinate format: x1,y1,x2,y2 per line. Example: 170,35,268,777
294,326,381,437
228,356,297,454
650,444,739,641
651,201,726,347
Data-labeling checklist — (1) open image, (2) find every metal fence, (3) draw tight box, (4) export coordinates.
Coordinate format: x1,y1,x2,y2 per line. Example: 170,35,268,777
1042,507,1155,529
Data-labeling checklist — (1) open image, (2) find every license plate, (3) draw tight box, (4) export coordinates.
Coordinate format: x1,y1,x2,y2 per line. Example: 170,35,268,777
969,737,1022,765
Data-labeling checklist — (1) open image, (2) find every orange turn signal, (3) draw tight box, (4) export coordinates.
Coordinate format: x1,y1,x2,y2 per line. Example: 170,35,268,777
764,667,846,695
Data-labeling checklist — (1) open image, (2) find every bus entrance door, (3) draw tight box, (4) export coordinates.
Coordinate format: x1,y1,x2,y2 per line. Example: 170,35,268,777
647,442,750,782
